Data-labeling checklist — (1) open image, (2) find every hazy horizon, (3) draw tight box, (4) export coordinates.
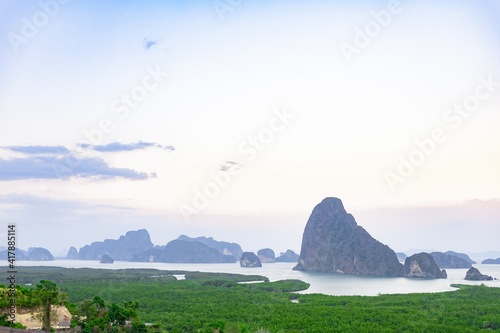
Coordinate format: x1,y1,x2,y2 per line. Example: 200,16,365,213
4,196,500,260
1,1,499,257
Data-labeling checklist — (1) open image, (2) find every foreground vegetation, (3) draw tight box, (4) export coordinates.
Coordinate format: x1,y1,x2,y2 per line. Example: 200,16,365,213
2,267,500,332
1,277,152,332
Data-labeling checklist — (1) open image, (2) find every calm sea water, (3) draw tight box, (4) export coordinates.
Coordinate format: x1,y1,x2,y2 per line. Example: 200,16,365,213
15,260,500,296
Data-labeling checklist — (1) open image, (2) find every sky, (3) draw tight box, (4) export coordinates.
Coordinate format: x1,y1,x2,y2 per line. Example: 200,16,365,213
0,0,499,258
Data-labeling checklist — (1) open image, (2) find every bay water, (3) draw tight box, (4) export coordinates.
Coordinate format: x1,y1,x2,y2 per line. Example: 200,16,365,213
15,260,500,296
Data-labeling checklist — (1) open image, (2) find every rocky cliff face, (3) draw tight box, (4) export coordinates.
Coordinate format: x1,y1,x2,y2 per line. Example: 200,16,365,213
276,250,299,262
404,253,447,278
177,235,243,260
430,252,472,269
133,248,163,263
78,229,153,261
257,248,276,263
67,246,78,259
293,198,403,277
482,258,500,264
240,252,262,267
132,240,237,263
465,267,493,280
15,305,72,329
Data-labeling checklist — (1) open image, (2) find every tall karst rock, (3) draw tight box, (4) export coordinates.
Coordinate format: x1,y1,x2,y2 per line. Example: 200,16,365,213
27,247,54,261
293,197,404,277
67,246,79,259
257,248,276,263
404,253,447,278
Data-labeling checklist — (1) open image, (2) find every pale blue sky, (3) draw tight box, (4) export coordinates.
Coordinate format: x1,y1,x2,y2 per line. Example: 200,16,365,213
0,0,499,256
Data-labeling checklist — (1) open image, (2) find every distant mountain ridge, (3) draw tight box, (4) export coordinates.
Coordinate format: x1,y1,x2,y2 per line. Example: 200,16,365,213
468,251,500,263
68,231,243,263
0,247,54,261
78,229,153,261
444,251,476,264
482,258,500,264
176,235,243,260
52,220,491,271
396,252,407,263
430,252,472,269
132,240,237,263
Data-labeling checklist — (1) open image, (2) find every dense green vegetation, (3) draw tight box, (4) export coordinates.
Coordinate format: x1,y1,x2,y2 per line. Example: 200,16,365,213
241,280,309,293
1,278,151,332
0,285,43,309
12,267,183,285
4,267,500,332
185,272,268,282
0,314,25,329
70,295,151,333
0,280,66,331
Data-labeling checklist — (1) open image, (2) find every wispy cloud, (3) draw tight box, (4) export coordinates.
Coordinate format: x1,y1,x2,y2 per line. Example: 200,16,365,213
0,142,172,181
3,145,70,154
0,156,151,181
79,142,175,152
143,38,159,50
